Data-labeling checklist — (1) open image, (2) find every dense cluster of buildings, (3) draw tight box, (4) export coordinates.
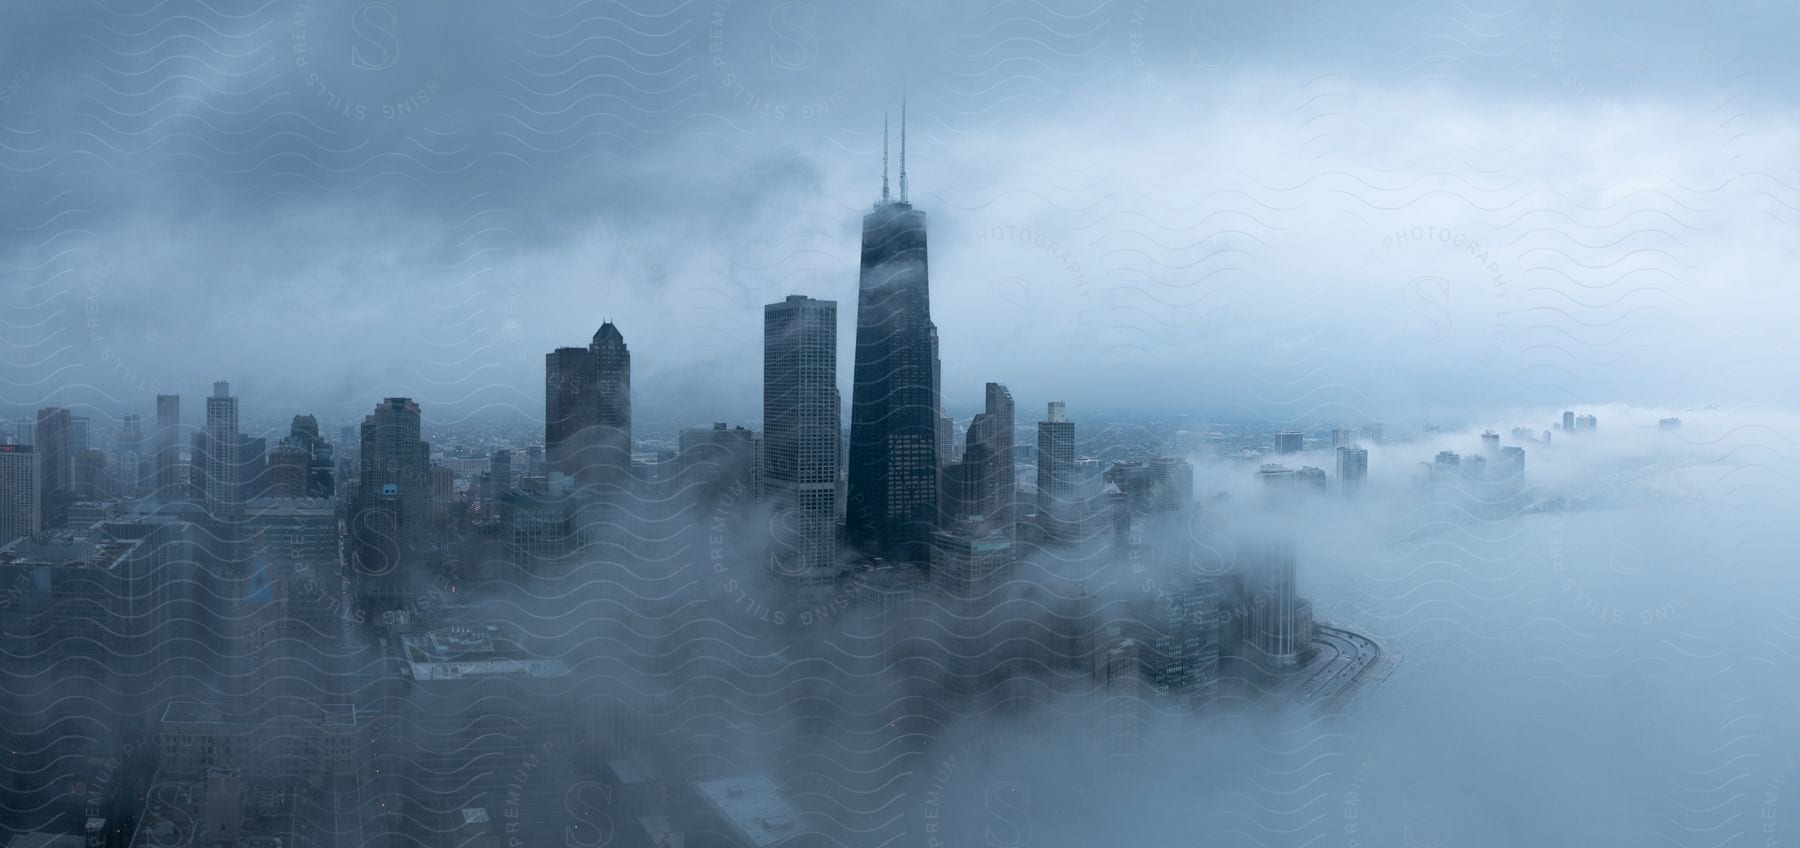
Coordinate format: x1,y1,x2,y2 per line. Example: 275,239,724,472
0,125,1404,848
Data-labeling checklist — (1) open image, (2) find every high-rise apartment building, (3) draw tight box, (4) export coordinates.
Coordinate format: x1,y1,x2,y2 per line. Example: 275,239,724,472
0,444,40,546
1335,445,1368,494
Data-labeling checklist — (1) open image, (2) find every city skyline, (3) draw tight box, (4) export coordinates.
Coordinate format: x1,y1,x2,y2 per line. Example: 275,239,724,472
3,4,1797,847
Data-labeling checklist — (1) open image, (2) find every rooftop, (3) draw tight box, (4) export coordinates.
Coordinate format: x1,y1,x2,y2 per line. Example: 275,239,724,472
6,834,85,848
0,532,139,569
692,776,805,848
397,622,569,682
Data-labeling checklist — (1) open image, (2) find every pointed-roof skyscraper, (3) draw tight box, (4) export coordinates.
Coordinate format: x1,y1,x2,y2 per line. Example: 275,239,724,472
845,106,940,564
546,321,632,493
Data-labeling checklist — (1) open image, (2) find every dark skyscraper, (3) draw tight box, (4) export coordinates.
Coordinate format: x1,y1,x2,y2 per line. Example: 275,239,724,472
545,322,633,492
846,111,939,563
1035,401,1076,543
203,381,241,521
764,295,840,579
545,345,594,475
33,407,72,529
350,397,433,611
591,323,632,477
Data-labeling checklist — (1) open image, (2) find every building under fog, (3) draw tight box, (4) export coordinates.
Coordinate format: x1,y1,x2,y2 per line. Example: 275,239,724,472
845,175,940,564
764,295,841,581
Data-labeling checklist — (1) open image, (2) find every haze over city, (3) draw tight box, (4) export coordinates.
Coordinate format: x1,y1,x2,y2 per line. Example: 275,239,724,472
2,2,1798,847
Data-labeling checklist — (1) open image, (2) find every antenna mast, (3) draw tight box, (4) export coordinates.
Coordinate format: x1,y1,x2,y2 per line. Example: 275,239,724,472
881,113,890,205
899,97,908,203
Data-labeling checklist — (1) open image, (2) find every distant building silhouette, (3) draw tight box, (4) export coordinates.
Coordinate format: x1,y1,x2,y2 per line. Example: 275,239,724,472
155,394,181,496
1273,429,1303,455
677,423,757,512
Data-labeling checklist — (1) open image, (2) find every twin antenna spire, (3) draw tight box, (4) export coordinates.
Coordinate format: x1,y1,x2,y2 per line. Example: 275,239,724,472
882,98,908,205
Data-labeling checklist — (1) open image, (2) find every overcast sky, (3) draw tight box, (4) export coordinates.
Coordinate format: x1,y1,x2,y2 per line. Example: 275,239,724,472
3,0,1795,429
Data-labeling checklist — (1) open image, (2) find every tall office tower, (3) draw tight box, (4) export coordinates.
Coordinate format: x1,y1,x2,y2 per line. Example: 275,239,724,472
1330,428,1352,448
1575,414,1597,432
11,416,31,446
350,398,433,611
0,444,41,545
1335,445,1369,494
1244,537,1309,668
590,323,633,483
69,416,90,456
930,324,950,468
1035,401,1077,543
74,450,106,500
845,118,939,564
33,407,72,529
765,295,841,579
115,414,143,497
1480,430,1500,454
203,382,241,521
1359,422,1384,446
545,323,633,491
961,382,1016,536
1273,429,1304,455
